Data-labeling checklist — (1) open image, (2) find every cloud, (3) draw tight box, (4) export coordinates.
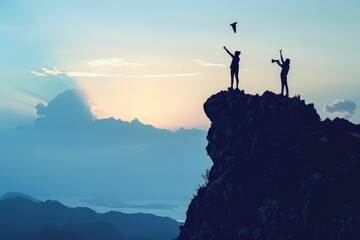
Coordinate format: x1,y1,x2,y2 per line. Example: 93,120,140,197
34,89,94,130
35,102,46,116
30,67,200,78
141,73,200,78
193,59,225,67
85,58,145,68
41,67,63,75
324,99,357,119
30,71,47,77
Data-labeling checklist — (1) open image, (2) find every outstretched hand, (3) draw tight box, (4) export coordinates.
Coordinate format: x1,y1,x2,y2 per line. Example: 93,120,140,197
223,46,226,49
279,49,282,53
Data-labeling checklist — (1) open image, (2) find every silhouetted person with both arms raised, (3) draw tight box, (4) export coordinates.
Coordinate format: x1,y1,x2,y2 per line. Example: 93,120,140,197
272,49,290,97
224,46,241,91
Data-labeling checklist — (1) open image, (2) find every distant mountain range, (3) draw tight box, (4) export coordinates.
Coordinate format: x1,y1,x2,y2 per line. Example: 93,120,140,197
0,192,180,240
0,192,41,202
0,89,210,205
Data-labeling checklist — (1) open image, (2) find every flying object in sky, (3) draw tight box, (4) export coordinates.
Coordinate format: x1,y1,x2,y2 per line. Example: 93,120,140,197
230,22,237,33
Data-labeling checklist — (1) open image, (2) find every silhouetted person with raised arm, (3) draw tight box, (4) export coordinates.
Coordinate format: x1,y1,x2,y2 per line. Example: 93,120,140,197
223,46,241,91
272,49,290,97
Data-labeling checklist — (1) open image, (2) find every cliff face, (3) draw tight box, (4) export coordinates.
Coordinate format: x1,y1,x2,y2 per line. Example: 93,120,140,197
178,90,360,240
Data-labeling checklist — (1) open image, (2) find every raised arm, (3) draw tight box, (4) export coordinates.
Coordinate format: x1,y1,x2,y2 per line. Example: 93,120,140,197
280,49,285,64
224,46,234,57
273,59,282,67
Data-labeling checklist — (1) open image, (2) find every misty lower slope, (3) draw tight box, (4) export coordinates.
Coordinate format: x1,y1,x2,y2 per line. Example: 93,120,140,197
0,89,209,203
0,194,179,240
178,90,360,240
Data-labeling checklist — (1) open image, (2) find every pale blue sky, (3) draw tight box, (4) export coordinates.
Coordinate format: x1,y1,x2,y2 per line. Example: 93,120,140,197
1,0,359,130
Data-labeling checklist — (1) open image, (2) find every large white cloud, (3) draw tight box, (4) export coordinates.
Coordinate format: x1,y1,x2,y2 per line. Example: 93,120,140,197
33,89,94,130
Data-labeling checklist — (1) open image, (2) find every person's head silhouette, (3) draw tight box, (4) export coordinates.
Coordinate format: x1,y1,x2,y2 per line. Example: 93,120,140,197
235,51,241,57
285,59,290,65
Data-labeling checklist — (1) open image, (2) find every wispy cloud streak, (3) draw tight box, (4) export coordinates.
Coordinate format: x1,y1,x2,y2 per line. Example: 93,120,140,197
30,67,200,78
85,58,145,67
30,71,47,77
141,73,200,78
193,59,225,67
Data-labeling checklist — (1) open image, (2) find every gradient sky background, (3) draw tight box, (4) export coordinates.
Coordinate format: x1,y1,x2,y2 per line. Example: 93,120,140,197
1,0,359,131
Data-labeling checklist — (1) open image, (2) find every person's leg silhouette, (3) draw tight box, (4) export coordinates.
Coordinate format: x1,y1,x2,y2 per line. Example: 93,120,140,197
284,79,289,97
229,70,235,90
235,70,239,89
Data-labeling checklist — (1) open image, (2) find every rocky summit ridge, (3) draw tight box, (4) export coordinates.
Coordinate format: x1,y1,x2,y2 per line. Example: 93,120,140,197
178,90,360,240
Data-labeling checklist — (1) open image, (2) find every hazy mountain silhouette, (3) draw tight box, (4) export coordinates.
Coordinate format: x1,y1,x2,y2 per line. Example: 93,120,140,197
178,90,360,240
0,195,179,240
0,89,209,204
0,192,41,202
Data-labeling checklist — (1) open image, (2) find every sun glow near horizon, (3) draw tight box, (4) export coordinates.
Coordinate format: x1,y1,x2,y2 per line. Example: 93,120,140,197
78,71,214,131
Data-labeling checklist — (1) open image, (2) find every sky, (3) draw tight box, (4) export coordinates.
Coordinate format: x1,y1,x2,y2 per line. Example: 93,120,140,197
1,0,360,131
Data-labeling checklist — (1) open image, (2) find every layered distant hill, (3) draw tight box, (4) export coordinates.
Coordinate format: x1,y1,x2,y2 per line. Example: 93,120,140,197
0,89,210,204
0,193,179,240
0,192,41,202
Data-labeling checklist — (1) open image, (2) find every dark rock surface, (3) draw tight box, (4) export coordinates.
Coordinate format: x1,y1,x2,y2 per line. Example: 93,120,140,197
177,90,360,240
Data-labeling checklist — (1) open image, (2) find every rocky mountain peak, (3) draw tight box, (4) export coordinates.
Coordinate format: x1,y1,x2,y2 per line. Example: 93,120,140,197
178,90,360,240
